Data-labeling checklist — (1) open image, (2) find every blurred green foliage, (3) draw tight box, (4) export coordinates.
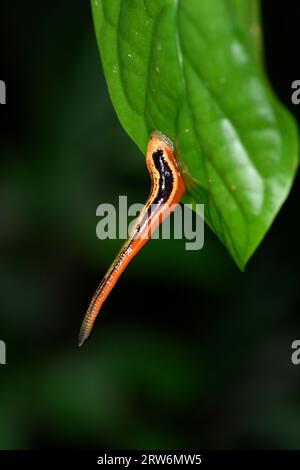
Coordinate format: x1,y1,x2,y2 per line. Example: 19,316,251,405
0,0,300,450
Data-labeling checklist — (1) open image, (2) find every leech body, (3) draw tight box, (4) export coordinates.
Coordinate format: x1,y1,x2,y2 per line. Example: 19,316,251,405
78,130,186,346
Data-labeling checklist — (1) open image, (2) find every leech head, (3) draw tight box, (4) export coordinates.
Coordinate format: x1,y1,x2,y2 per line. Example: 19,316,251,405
149,130,174,152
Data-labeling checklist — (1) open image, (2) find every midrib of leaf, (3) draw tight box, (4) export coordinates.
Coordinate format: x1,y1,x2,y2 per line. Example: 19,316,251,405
142,4,170,126
174,0,253,265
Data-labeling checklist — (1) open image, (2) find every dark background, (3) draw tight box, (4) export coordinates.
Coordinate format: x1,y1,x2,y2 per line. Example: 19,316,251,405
0,0,299,450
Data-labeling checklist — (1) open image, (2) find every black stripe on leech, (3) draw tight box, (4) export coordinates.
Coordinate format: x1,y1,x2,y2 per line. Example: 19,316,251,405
151,149,174,205
131,149,174,237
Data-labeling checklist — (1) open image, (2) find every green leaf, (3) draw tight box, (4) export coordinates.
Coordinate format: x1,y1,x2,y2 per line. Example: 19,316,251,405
91,0,298,269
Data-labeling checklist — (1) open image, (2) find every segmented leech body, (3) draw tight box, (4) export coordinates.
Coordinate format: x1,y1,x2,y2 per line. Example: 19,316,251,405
78,130,186,346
